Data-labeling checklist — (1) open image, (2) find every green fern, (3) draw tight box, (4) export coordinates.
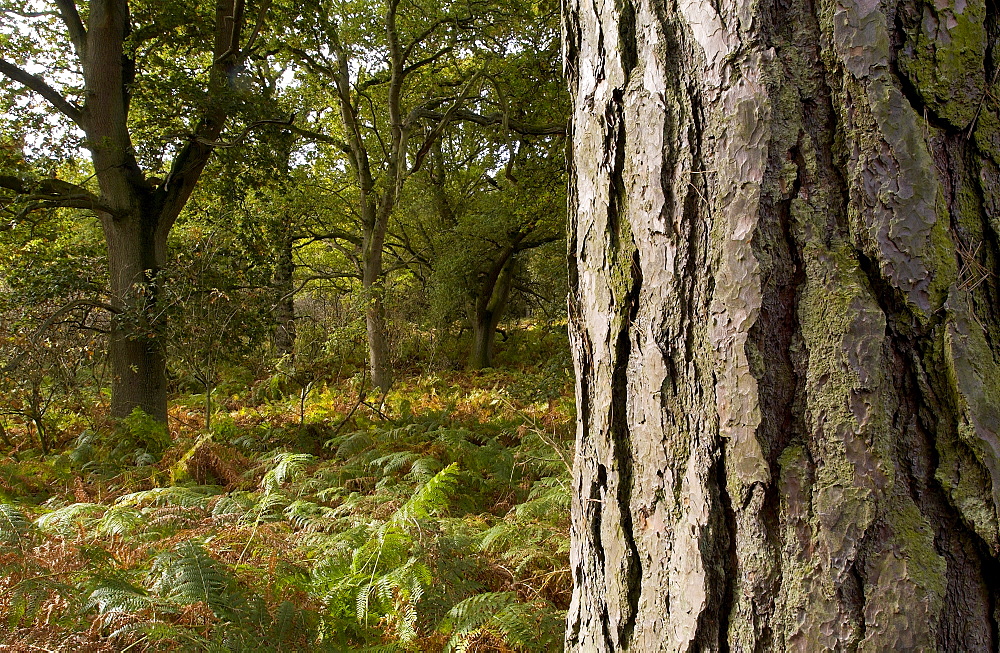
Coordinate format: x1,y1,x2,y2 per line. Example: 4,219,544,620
114,484,222,509
254,488,292,521
151,539,237,619
285,499,336,532
210,490,258,520
97,505,143,536
5,572,75,628
405,456,443,482
370,451,420,475
86,577,155,614
392,462,460,524
438,591,517,651
269,599,298,645
0,503,31,545
326,430,375,457
261,452,315,493
35,502,103,537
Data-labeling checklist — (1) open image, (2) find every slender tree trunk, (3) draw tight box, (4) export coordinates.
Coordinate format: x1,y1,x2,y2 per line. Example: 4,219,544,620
198,371,213,432
29,381,46,455
273,230,297,359
469,264,513,369
363,220,393,393
565,0,1000,650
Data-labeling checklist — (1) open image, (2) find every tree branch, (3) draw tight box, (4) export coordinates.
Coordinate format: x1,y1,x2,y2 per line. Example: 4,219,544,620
243,0,272,55
413,108,565,136
187,115,296,148
285,124,353,154
301,227,363,246
0,175,115,214
53,0,87,59
408,71,484,175
0,59,83,127
514,233,562,251
1,299,119,373
159,0,248,228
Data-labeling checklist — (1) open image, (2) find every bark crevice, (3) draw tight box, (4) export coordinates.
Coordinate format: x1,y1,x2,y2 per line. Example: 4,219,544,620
856,242,1000,649
611,248,642,645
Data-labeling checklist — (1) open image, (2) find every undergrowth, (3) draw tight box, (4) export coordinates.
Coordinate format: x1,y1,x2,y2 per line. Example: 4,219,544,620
0,365,573,651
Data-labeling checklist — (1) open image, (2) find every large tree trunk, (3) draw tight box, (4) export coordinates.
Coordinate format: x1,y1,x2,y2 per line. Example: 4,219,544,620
565,0,1000,650
103,211,169,423
0,0,246,424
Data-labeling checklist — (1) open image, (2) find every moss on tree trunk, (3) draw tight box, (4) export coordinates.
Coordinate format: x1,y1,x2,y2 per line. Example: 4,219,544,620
564,0,1000,649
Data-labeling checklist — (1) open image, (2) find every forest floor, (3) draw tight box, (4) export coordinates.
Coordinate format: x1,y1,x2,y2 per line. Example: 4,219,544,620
0,337,574,651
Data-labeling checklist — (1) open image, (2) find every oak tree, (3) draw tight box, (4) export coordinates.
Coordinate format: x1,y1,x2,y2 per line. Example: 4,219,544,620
0,0,276,421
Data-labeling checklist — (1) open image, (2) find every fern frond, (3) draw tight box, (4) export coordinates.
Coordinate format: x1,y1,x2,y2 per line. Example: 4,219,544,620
261,452,315,493
114,485,221,509
328,430,375,457
489,601,566,651
356,580,373,624
97,505,143,536
210,490,257,519
285,499,336,532
515,477,571,519
86,578,154,614
405,456,442,482
151,540,236,619
254,489,291,521
478,521,516,553
0,503,31,545
392,462,460,524
351,644,406,653
35,502,103,537
438,591,517,652
270,599,298,645
370,451,419,475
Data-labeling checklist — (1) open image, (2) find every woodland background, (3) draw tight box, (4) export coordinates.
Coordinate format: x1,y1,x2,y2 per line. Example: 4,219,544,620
0,0,573,650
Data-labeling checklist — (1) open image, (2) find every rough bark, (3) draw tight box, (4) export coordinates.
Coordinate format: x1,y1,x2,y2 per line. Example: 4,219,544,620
103,211,170,422
363,220,393,393
564,0,1000,649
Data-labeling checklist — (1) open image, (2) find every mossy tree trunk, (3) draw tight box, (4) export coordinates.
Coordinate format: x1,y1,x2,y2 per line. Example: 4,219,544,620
564,0,1000,649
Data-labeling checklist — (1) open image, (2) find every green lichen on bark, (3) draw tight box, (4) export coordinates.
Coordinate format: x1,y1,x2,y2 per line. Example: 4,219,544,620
567,0,1000,649
858,495,947,650
793,240,887,647
938,289,1000,553
974,103,1000,166
847,72,957,315
897,0,987,129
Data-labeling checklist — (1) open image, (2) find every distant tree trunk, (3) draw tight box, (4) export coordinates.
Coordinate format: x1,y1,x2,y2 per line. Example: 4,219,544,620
273,230,297,359
565,0,1000,650
363,208,393,393
468,264,512,369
